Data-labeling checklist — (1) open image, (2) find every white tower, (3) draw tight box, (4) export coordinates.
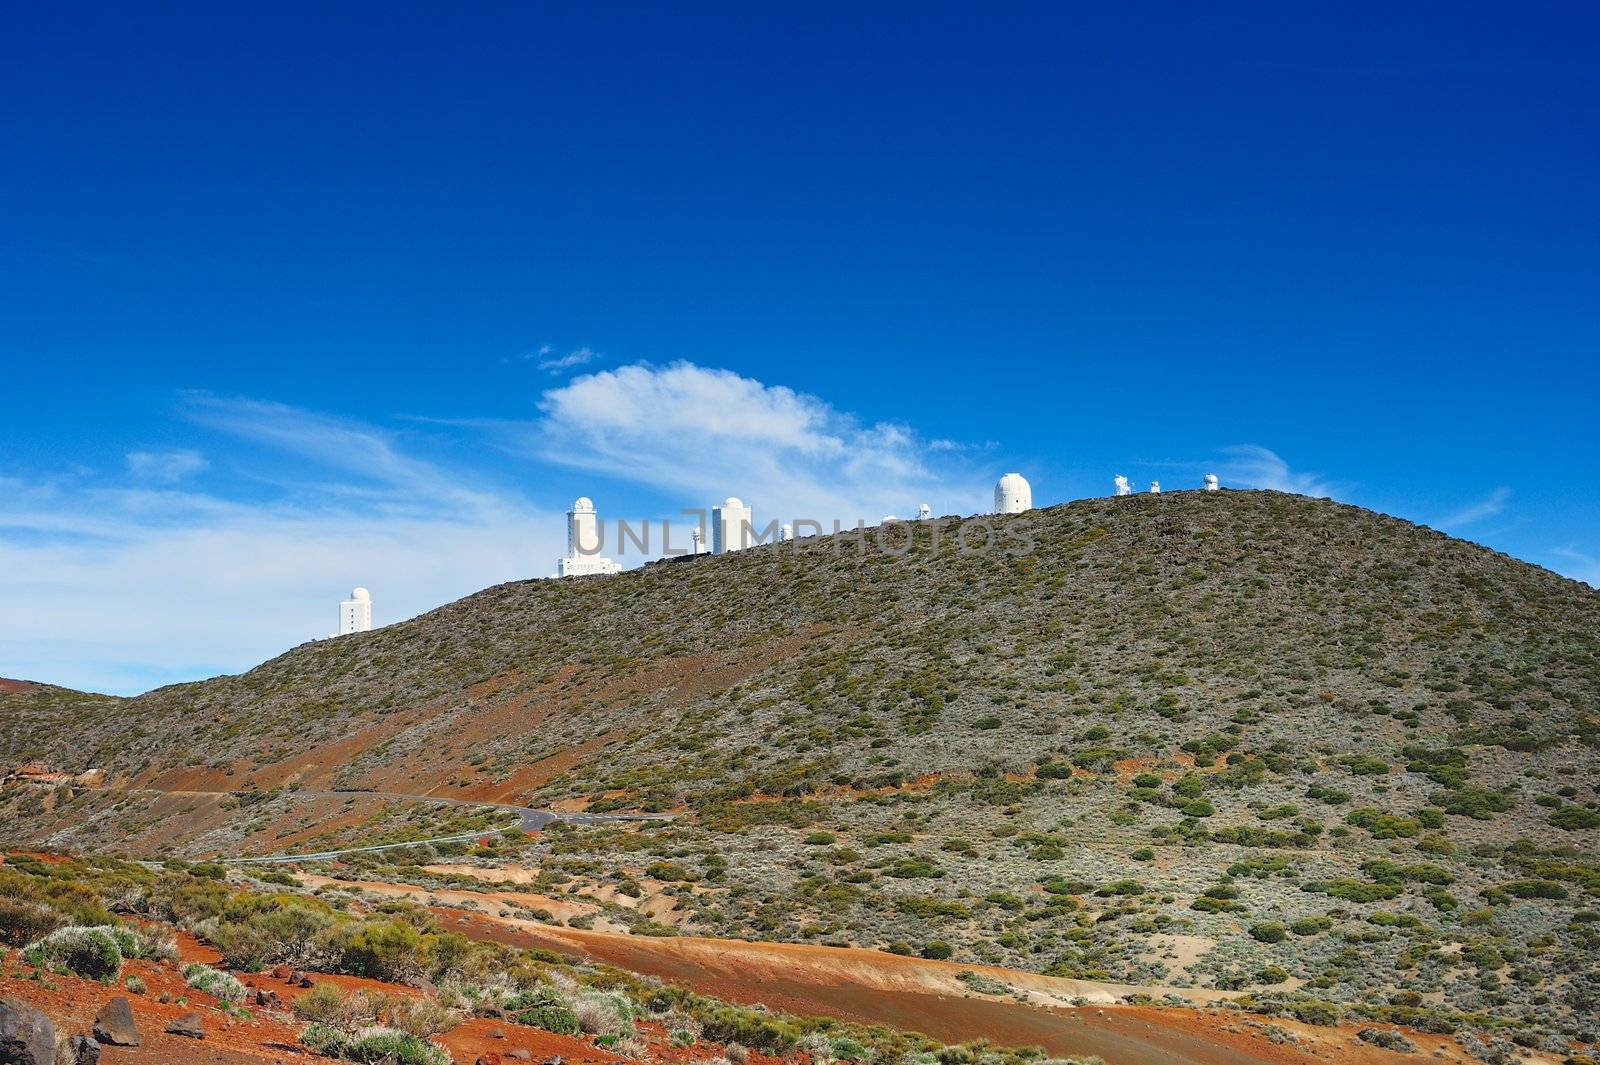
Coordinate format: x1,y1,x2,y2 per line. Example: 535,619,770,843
1113,475,1131,497
691,527,708,555
780,523,794,541
917,503,932,520
339,587,372,635
1203,473,1220,492
1149,481,1162,494
712,496,753,554
557,497,622,576
994,473,1033,514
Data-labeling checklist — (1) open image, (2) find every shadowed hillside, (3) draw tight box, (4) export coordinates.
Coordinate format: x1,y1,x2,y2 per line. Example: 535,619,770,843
4,490,1598,1052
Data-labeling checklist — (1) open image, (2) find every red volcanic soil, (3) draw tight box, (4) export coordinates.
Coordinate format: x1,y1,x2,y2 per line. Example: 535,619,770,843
0,677,41,693
435,910,1502,1065
0,941,316,1065
0,928,793,1065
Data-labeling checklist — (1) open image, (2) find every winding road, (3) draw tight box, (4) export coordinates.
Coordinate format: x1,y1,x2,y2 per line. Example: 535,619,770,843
117,785,669,864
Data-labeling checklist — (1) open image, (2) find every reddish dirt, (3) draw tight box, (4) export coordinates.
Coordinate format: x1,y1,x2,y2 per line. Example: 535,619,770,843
432,910,1516,1065
0,926,791,1065
0,677,41,693
0,945,316,1065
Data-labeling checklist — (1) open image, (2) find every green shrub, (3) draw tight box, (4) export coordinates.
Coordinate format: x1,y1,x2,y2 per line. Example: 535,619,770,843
327,919,424,982
22,925,124,981
1432,787,1513,820
0,899,65,947
1345,809,1421,839
1550,806,1600,830
344,1027,449,1065
1249,922,1287,944
921,941,954,960
183,962,246,1003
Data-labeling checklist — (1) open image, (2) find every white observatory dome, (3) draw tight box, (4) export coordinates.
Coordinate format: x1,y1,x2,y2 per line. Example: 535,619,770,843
994,473,1032,515
351,587,371,601
572,497,595,512
723,496,744,509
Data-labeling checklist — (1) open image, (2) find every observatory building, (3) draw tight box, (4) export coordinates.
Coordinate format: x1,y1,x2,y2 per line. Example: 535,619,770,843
557,497,623,577
712,496,754,554
338,587,372,635
1204,473,1220,491
994,473,1033,514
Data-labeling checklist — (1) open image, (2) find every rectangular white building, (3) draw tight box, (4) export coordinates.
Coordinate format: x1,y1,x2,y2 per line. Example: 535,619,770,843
339,588,372,635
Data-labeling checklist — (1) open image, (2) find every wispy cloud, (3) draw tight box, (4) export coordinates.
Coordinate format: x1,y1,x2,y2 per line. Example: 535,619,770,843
0,400,560,695
533,361,987,520
1550,547,1600,589
126,449,208,483
538,346,598,374
1435,486,1511,531
1217,445,1338,498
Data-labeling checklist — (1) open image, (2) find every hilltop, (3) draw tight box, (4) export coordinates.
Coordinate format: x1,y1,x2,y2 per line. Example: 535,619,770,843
3,490,1598,1056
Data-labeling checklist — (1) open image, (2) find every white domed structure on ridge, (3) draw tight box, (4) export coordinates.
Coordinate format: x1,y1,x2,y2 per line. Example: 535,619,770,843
339,587,373,635
994,473,1032,514
712,496,754,554
558,496,622,577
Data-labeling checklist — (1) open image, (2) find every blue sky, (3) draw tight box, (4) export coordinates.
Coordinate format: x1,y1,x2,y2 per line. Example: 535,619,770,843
2,6,1597,694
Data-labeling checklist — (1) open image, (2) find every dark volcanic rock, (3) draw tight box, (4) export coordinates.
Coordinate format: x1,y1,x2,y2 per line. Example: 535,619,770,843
67,1036,100,1065
0,997,57,1065
165,1012,205,1039
91,997,140,1047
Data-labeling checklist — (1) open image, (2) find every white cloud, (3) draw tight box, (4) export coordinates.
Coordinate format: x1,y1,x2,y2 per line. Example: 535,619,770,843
0,402,559,695
537,346,599,374
1217,445,1338,498
126,449,208,483
1435,486,1511,531
534,361,985,520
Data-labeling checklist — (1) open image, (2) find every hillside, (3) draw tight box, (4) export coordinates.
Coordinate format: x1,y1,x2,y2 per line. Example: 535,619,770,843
4,490,1599,1055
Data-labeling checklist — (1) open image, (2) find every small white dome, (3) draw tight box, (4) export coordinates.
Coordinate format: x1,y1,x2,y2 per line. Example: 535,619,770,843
994,473,1033,514
351,587,371,600
722,496,744,509
572,497,595,512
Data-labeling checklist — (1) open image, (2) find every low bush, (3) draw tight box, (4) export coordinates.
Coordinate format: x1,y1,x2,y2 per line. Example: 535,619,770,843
22,925,125,980
183,962,247,1003
299,1024,450,1065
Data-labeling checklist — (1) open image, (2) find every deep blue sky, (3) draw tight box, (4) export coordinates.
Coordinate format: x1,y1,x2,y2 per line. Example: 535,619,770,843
2,6,1597,692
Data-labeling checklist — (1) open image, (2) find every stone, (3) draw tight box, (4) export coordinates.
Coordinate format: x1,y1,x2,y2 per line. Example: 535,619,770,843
505,1051,531,1062
270,965,291,980
0,997,57,1065
298,975,315,989
67,1036,100,1065
92,997,141,1048
488,1027,506,1039
540,1057,563,1065
165,1012,205,1039
475,1054,503,1065
287,970,305,984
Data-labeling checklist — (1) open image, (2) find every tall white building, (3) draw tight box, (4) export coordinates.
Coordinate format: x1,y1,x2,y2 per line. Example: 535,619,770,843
1203,473,1220,492
994,473,1033,514
1113,475,1132,497
712,496,753,554
917,503,932,520
338,587,372,635
557,497,622,577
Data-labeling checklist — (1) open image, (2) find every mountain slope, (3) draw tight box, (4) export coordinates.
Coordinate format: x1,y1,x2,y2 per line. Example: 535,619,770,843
4,490,1598,1048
